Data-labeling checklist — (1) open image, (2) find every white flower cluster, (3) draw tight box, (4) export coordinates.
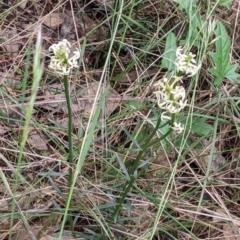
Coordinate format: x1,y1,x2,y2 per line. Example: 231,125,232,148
154,76,186,134
155,77,187,115
154,46,199,134
49,39,80,75
175,46,200,77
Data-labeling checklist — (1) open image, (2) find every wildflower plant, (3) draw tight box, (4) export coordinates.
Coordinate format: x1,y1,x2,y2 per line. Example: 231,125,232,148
48,39,80,236
49,39,80,183
155,46,199,134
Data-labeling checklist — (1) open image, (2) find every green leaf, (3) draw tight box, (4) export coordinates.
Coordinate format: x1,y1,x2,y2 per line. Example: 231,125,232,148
208,22,240,86
126,100,142,109
180,14,202,47
151,116,171,150
115,153,130,181
191,118,213,136
217,0,233,9
161,32,177,70
175,0,197,11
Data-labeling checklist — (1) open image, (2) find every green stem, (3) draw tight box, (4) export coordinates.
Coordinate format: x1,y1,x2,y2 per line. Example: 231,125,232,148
111,118,173,222
63,75,75,237
63,75,73,185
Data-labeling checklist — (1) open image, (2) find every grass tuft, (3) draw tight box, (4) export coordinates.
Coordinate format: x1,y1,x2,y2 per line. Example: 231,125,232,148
0,0,240,239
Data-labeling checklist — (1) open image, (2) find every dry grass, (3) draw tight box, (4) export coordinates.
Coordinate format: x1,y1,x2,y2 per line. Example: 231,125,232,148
0,0,240,239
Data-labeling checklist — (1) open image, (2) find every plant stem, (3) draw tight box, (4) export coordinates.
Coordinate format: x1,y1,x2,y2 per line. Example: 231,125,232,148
63,75,73,186
63,75,76,237
111,118,173,222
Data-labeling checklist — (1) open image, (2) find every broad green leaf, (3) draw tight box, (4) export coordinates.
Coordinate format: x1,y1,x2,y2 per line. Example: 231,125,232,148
175,0,197,11
208,22,240,86
126,100,142,109
161,32,177,70
151,116,171,151
191,118,213,136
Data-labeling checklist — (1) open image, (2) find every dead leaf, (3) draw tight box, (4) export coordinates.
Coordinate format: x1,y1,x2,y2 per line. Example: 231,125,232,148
48,82,120,129
222,224,240,240
208,153,227,171
42,13,63,29
41,82,120,128
1,26,19,56
13,226,47,240
190,139,227,172
69,81,121,118
12,211,61,240
44,84,64,110
0,71,21,86
40,237,56,240
118,67,160,84
19,0,28,9
60,10,102,42
28,131,48,151
40,235,84,240
0,126,9,135
53,115,81,130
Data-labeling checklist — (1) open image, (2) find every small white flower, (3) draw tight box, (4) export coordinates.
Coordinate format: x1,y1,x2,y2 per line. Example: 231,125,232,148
165,102,179,114
161,111,171,121
68,54,80,68
60,66,71,75
176,99,187,110
155,91,170,106
175,46,200,77
49,39,80,75
49,39,71,56
72,49,80,59
171,122,184,134
170,85,186,101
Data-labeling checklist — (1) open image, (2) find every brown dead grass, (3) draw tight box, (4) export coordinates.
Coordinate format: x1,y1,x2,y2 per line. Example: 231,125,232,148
0,0,240,239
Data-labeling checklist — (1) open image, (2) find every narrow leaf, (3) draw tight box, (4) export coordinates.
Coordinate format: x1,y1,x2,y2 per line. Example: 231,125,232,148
122,126,141,150
161,32,177,70
115,153,130,180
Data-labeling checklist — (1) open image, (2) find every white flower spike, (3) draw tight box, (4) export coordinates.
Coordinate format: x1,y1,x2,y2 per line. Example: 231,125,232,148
154,77,187,114
49,39,80,75
175,46,200,77
154,76,187,134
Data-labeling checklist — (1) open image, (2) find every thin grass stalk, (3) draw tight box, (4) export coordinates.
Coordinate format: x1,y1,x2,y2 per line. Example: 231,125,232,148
110,0,135,81
197,101,219,210
9,29,43,240
0,170,37,240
